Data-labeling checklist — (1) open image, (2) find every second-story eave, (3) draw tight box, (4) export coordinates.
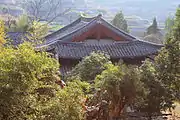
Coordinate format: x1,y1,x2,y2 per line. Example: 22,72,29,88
43,14,138,45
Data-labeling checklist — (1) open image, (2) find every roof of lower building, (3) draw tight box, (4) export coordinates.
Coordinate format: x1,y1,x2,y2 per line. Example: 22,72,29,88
52,40,163,59
35,14,164,59
6,32,28,46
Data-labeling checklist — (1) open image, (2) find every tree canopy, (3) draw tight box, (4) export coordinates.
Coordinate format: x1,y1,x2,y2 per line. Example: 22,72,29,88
112,11,129,33
0,43,86,120
27,21,49,45
147,18,159,35
88,63,144,119
0,5,180,120
136,60,175,118
7,14,49,45
8,14,31,32
155,8,180,98
165,16,174,33
67,52,111,82
0,20,6,48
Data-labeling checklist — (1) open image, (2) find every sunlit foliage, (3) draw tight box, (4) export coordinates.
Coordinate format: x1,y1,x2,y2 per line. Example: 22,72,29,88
0,20,6,47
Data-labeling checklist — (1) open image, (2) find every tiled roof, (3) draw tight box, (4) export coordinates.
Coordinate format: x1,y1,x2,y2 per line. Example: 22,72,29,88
44,16,95,44
53,40,163,59
43,14,137,46
6,32,28,46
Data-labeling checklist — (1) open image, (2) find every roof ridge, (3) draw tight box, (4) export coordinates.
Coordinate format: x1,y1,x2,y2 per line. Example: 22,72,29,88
44,15,99,44
56,15,136,42
56,17,98,40
49,15,99,35
42,14,164,49
40,17,99,48
80,15,98,22
45,17,82,39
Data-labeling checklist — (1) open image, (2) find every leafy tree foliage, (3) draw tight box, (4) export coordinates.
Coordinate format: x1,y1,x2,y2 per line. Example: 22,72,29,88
67,52,111,82
144,18,163,44
135,9,180,116
27,21,49,45
136,60,175,118
7,14,49,45
0,43,59,119
0,43,85,120
8,14,31,32
155,8,180,98
165,16,174,33
112,11,129,33
34,80,88,120
147,18,159,35
93,63,144,118
0,20,6,47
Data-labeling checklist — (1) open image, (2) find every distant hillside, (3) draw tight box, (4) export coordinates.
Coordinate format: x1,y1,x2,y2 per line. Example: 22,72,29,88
2,0,179,22
89,0,179,22
1,0,177,39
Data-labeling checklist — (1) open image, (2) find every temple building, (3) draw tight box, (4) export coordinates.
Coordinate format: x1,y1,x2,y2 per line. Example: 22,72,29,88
37,14,163,76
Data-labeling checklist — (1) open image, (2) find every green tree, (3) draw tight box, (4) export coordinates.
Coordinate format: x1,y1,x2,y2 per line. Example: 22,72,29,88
0,43,86,120
147,18,159,35
8,14,31,32
0,20,6,48
34,80,88,120
67,52,111,82
7,15,49,45
112,11,129,33
155,8,180,99
0,43,59,119
137,60,175,120
165,16,174,33
27,21,49,45
94,63,144,119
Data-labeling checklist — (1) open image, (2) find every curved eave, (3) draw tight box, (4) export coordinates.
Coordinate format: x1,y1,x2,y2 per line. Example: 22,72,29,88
42,14,138,47
38,16,100,48
44,16,97,43
53,40,163,59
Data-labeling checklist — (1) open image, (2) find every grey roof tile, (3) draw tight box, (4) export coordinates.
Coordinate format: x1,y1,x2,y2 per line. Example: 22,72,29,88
42,15,137,47
53,40,163,59
6,32,28,46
